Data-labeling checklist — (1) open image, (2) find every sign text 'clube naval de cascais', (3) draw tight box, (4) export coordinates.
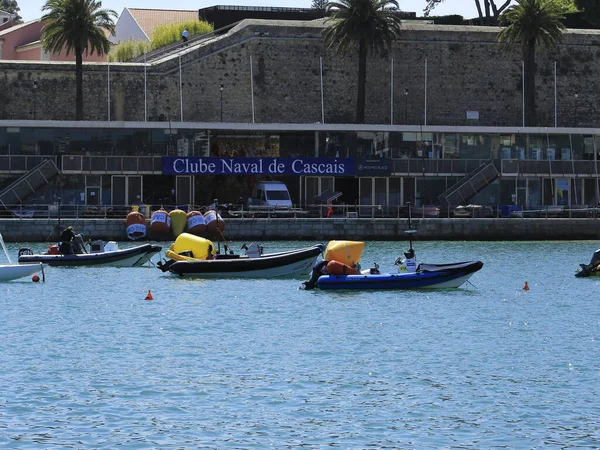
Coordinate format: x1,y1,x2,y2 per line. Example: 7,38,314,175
162,157,356,176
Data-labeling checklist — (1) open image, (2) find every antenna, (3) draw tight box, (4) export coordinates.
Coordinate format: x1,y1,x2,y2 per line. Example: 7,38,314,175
405,202,417,259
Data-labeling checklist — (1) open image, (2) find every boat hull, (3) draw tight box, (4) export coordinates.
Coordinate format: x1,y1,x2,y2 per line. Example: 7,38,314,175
0,263,44,282
315,261,483,290
167,245,323,278
18,244,161,267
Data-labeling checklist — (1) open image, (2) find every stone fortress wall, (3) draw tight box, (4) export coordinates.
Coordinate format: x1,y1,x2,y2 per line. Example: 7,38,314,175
2,20,600,127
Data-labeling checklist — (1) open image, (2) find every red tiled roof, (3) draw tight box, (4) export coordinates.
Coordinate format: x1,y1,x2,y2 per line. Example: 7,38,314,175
127,8,198,39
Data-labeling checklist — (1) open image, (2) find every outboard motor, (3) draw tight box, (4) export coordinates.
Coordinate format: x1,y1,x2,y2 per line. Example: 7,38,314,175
576,248,600,277
302,259,328,290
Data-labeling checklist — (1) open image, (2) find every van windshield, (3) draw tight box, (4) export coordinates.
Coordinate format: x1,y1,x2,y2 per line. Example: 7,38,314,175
266,190,290,200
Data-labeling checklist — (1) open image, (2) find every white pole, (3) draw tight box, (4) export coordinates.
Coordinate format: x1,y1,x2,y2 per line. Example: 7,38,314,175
424,58,427,126
107,59,110,121
390,58,394,125
179,53,183,122
250,55,255,124
522,60,525,127
320,56,324,124
554,61,557,127
144,52,147,122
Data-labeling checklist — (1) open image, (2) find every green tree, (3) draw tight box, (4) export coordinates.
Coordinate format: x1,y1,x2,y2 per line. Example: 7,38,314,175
41,0,116,120
574,0,600,26
1,0,22,22
424,0,512,24
311,0,328,9
497,0,566,126
324,0,402,124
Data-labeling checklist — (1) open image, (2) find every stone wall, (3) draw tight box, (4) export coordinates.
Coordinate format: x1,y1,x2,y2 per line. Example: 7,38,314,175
1,217,599,242
2,20,600,126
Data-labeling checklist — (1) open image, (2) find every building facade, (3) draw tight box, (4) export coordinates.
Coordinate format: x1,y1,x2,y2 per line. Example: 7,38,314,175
0,120,598,218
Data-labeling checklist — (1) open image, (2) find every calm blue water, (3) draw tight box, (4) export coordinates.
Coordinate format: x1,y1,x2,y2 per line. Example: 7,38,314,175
1,239,600,448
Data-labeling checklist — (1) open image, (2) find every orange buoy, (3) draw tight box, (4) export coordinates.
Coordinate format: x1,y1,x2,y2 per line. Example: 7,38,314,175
523,281,530,291
149,208,172,239
186,211,207,237
145,290,154,300
204,209,225,240
125,206,147,241
32,275,40,282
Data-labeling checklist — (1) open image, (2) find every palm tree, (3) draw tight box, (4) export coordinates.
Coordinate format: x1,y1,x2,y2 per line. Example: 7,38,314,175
497,0,566,126
324,0,402,124
41,0,117,121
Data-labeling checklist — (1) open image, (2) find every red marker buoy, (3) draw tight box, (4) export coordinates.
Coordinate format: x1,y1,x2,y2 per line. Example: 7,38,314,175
523,281,530,291
145,290,154,300
32,275,40,282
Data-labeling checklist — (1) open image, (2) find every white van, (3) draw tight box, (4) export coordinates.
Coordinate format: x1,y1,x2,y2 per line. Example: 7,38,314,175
249,181,293,208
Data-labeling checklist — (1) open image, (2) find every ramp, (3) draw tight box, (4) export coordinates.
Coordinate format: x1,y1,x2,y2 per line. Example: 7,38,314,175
0,159,59,209
438,161,499,206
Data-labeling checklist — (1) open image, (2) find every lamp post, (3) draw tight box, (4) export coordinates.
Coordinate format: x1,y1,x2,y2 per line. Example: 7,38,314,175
219,84,224,122
33,80,38,119
574,92,579,127
403,88,409,124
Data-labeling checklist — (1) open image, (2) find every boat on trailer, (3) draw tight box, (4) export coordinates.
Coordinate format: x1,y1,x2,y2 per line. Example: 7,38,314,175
18,240,161,267
158,233,324,278
0,233,45,282
303,204,483,291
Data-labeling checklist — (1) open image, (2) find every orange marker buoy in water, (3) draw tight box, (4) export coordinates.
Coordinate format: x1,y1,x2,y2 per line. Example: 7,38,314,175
145,290,154,300
523,281,530,291
32,275,40,282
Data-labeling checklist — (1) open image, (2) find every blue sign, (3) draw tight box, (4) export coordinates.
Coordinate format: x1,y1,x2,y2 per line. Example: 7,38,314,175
162,157,356,176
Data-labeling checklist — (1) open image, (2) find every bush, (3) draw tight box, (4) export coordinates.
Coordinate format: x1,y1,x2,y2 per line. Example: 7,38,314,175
109,39,151,62
151,20,213,49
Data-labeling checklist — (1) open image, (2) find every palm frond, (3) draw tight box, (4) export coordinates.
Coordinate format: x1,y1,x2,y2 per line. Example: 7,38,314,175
41,0,117,57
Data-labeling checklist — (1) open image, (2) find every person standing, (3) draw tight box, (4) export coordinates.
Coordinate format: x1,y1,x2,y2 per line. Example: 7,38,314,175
182,28,189,44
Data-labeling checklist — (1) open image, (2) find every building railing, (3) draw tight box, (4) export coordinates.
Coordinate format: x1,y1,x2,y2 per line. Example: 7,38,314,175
0,155,57,173
2,202,600,220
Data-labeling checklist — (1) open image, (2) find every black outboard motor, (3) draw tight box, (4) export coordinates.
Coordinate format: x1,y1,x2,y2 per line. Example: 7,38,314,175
576,249,600,277
302,259,328,290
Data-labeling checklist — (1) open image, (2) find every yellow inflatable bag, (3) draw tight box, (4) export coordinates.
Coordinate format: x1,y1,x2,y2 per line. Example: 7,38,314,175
324,240,364,265
171,233,216,259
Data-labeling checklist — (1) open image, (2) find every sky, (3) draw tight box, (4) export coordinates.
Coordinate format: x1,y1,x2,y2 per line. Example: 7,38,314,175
19,0,481,23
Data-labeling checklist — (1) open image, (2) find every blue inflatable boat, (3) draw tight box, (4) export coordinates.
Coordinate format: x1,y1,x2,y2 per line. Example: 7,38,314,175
302,203,483,291
313,260,483,290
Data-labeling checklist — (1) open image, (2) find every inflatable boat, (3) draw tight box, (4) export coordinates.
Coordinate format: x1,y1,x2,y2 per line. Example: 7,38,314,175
158,233,324,278
18,241,161,267
311,260,483,290
303,204,483,291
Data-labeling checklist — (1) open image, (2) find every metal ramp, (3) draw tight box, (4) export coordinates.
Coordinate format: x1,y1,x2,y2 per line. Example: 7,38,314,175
0,159,59,209
438,161,500,206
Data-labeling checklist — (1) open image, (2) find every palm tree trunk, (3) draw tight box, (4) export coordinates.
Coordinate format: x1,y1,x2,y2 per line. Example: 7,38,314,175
524,41,536,126
356,38,367,124
75,48,83,121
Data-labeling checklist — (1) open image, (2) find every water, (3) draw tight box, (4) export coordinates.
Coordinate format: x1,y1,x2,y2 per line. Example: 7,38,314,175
1,240,600,448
